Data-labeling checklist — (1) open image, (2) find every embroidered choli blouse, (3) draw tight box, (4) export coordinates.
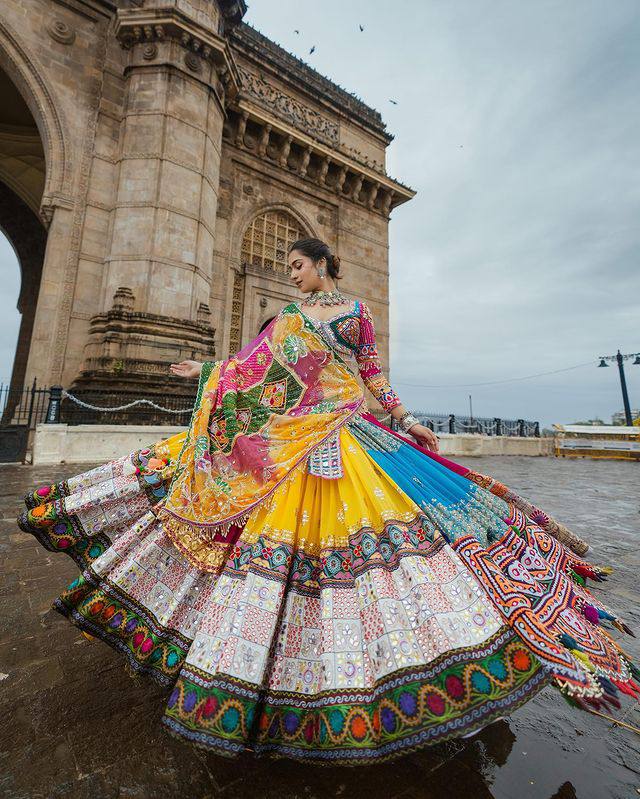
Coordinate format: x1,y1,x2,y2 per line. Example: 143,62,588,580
297,299,402,414
297,299,402,480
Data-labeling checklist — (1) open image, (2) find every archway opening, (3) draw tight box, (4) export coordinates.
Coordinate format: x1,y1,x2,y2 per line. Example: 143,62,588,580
0,65,47,420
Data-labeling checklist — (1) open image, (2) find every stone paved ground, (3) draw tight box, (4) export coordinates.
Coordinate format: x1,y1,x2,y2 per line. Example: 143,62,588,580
1,456,639,799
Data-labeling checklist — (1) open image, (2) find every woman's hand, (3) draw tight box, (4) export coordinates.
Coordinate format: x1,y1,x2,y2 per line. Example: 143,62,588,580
170,360,203,379
407,423,440,453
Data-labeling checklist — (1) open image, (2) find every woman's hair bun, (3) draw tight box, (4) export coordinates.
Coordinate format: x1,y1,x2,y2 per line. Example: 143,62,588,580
288,238,343,280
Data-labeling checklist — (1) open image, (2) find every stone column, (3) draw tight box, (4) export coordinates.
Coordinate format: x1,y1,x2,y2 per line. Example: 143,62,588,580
77,3,243,393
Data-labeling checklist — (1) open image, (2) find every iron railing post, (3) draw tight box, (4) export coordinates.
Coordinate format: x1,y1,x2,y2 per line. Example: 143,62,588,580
26,377,37,430
45,386,63,423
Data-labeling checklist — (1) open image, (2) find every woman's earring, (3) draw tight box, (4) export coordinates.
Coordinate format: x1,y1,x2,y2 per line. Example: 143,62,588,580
316,260,326,278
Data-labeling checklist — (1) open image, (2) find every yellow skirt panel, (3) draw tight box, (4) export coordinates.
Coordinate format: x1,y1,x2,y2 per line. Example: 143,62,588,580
242,426,423,555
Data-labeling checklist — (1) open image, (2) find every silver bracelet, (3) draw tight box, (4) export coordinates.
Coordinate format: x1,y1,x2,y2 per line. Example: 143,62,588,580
398,412,420,433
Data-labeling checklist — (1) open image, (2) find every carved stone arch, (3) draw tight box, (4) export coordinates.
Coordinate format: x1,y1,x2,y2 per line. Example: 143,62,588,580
0,18,71,225
0,20,71,415
228,205,316,353
231,202,316,268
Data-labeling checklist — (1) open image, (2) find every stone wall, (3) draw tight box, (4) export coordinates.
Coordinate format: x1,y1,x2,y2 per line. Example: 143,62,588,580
32,424,554,465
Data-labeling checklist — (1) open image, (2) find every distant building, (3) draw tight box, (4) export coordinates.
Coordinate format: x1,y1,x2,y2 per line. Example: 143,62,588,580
612,410,640,425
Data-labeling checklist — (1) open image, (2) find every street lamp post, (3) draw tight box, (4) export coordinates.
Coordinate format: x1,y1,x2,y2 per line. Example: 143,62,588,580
598,350,640,425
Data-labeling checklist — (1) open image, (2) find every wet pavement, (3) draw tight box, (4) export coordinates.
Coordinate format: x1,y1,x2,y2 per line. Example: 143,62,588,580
0,455,639,799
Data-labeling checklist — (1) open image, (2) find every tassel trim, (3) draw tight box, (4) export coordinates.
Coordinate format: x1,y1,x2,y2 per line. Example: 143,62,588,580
156,510,250,573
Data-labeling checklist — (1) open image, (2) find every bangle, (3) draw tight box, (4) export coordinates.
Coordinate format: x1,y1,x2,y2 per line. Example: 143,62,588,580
398,411,420,433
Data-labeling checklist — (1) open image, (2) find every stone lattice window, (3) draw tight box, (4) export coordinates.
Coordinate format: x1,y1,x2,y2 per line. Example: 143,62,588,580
228,271,246,355
240,210,305,274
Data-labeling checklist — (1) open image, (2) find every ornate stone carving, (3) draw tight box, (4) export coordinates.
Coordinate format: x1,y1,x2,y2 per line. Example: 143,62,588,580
258,123,271,157
367,181,380,210
317,156,330,186
334,164,347,193
228,269,245,354
239,67,338,146
350,174,364,201
184,51,201,72
219,65,234,92
235,110,248,147
231,24,389,143
112,286,135,311
223,108,413,216
240,209,305,275
46,19,76,45
279,134,292,168
197,302,212,323
2,0,417,404
142,43,157,60
119,23,167,49
114,11,241,98
299,146,312,178
76,307,216,394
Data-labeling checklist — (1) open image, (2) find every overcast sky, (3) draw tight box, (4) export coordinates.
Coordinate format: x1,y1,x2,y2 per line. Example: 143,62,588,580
1,0,638,428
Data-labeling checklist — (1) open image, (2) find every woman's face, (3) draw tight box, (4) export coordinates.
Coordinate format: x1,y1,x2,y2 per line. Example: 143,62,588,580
288,249,324,293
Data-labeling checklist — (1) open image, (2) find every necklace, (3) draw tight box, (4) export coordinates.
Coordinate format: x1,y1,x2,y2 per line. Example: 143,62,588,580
302,289,350,307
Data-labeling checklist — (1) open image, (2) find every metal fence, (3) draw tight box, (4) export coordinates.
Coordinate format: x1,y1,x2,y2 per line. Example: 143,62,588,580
0,380,52,462
391,411,540,437
0,384,540,438
0,380,50,428
54,387,195,427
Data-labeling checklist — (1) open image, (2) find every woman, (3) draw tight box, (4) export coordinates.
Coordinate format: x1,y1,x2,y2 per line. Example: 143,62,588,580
18,238,638,764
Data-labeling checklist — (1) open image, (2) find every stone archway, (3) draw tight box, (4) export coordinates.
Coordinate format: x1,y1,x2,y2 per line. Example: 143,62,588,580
0,18,69,222
0,14,73,396
0,65,48,418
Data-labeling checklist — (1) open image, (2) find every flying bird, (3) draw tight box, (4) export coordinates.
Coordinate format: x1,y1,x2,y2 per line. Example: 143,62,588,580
309,45,315,54
294,29,300,34
359,24,365,31
389,99,398,105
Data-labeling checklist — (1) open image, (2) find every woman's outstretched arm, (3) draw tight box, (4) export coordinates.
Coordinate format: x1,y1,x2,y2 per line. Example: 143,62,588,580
356,302,439,452
170,360,203,379
169,308,288,380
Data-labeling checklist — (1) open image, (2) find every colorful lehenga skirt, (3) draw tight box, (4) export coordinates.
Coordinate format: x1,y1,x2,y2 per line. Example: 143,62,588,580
18,410,639,764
